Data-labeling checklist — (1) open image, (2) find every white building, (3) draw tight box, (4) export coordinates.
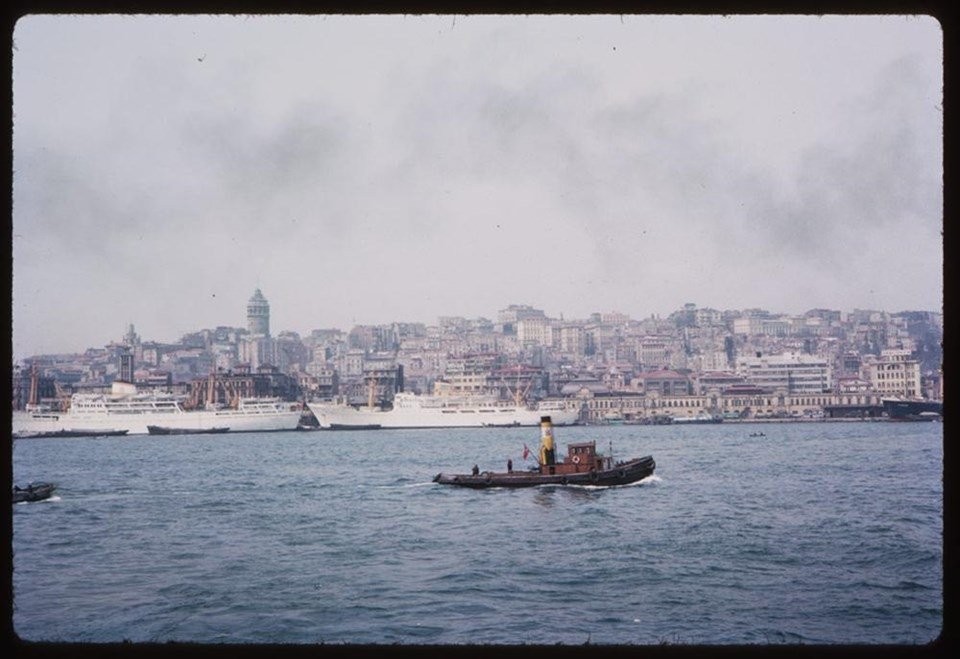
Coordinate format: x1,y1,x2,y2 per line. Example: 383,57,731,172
738,352,832,394
517,317,553,347
557,324,585,355
862,349,922,398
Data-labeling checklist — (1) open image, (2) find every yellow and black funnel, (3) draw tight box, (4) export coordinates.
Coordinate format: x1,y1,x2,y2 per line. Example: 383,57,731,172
539,415,556,466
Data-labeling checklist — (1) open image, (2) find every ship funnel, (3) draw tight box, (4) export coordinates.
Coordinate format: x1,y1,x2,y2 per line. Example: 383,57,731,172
539,415,556,466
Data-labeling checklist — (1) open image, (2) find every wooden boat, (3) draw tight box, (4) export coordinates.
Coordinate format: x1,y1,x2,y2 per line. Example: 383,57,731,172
147,425,230,435
13,482,57,503
433,416,655,489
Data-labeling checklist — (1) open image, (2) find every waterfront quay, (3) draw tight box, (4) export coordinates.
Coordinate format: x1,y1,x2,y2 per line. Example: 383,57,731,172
576,388,889,424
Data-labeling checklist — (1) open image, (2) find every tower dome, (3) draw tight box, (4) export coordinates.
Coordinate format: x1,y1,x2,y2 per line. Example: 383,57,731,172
247,288,270,336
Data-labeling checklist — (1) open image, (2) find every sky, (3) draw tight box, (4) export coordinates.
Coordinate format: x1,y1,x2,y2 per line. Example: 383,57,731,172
11,14,943,360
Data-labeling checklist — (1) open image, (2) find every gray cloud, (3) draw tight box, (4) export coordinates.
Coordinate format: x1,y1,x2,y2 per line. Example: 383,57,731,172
11,15,942,358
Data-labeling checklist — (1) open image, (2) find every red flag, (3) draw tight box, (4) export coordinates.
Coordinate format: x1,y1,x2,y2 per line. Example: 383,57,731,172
522,443,530,460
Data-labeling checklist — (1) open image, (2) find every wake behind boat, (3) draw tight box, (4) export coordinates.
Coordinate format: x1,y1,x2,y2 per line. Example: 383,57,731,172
433,415,655,488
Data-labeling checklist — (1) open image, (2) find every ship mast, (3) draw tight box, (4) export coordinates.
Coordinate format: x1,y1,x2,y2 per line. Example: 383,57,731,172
510,365,532,405
27,364,39,408
207,366,217,408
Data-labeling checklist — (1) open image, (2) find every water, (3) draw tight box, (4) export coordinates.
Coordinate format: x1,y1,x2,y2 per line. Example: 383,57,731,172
12,421,942,645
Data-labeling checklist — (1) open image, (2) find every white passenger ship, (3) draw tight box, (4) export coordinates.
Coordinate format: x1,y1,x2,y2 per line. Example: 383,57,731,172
306,392,581,429
12,381,303,437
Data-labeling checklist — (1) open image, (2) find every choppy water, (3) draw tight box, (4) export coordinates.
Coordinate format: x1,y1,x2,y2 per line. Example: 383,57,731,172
12,421,942,645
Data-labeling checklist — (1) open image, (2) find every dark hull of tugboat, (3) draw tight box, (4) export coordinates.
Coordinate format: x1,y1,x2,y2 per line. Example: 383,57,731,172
146,426,230,435
13,482,57,503
434,456,655,489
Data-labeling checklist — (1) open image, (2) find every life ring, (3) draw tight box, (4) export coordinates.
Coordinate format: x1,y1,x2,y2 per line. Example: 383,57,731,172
617,469,627,479
561,477,569,485
483,472,492,484
572,455,581,464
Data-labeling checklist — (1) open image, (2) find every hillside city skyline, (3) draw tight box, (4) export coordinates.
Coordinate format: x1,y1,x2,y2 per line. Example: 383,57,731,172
12,287,943,428
14,293,943,364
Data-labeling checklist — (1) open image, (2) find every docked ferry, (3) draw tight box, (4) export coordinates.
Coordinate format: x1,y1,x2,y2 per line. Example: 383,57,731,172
882,398,943,421
307,392,581,429
12,381,303,437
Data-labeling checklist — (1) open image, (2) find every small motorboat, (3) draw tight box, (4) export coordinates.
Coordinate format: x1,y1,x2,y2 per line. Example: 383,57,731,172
433,416,656,489
13,481,57,503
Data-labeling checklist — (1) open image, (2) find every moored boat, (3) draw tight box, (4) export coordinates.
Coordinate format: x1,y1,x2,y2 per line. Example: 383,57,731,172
882,398,943,421
13,481,57,503
433,416,655,489
12,380,302,436
147,425,230,435
13,429,129,439
307,392,580,429
671,412,723,424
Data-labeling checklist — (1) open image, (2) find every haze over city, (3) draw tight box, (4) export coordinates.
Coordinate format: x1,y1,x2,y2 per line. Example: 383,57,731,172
11,14,943,362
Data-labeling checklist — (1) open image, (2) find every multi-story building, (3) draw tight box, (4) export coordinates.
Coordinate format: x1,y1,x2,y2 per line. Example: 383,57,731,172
435,353,500,396
636,369,692,396
738,352,832,394
497,304,547,335
516,317,553,348
556,324,586,356
634,336,673,369
862,349,922,398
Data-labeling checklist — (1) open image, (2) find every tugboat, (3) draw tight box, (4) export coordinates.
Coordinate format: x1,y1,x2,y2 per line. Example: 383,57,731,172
433,416,655,489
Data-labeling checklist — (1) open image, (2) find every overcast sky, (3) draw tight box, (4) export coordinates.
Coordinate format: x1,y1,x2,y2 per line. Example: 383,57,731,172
11,14,942,360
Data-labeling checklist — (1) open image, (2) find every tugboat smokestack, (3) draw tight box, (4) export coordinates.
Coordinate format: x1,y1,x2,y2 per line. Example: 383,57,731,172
539,415,556,466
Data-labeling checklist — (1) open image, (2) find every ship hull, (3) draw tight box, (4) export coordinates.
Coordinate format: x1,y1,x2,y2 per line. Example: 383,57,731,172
434,456,655,488
882,398,943,421
671,416,723,424
147,425,231,435
11,407,301,436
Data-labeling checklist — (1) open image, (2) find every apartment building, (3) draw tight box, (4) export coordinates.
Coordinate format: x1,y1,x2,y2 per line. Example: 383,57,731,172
862,349,922,398
738,352,832,394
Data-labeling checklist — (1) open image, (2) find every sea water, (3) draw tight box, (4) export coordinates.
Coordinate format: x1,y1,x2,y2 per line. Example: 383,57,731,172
12,421,942,645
